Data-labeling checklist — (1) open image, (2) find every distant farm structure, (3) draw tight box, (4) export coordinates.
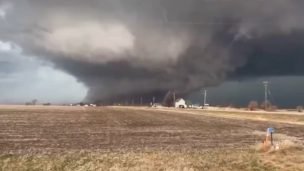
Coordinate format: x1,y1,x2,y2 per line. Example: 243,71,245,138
175,98,186,108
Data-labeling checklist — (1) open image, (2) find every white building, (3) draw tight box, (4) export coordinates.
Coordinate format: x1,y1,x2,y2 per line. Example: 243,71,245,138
175,98,186,108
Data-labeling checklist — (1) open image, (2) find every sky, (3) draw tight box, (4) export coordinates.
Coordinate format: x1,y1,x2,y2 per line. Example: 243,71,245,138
189,76,304,108
0,41,87,104
1,0,304,107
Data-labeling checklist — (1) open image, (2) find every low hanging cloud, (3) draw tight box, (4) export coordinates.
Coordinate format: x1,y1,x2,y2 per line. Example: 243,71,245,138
2,0,304,103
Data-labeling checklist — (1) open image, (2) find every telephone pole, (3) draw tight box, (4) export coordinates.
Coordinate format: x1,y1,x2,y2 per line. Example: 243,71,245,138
173,91,176,107
152,96,155,105
204,89,207,107
202,89,207,108
263,81,269,110
140,97,143,106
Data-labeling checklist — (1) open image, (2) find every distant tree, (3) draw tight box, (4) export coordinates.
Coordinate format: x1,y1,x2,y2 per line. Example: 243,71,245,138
185,100,192,107
248,101,259,111
297,106,303,112
32,99,38,105
162,91,175,107
268,105,278,112
43,103,51,106
260,101,272,110
227,103,235,108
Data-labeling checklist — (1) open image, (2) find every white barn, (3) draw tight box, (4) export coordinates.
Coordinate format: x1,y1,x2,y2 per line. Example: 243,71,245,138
175,98,186,108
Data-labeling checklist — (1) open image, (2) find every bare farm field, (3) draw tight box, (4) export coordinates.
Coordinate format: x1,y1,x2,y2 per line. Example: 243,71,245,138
0,106,303,170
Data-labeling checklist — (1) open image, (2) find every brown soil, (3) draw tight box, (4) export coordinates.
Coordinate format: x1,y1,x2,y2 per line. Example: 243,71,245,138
0,106,303,153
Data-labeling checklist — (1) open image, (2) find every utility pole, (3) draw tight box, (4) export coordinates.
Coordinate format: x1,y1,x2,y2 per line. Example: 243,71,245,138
202,89,207,108
204,89,207,107
263,81,269,110
140,97,143,106
152,96,155,105
173,91,176,107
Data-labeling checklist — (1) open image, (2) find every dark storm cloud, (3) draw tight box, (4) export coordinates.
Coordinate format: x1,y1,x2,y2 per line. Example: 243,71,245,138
2,0,304,102
233,31,304,77
189,76,304,108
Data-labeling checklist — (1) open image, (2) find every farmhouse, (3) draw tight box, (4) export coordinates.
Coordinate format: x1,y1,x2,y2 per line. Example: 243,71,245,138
175,98,186,108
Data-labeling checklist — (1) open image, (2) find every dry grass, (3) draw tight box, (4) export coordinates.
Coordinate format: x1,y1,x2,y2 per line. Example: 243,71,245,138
0,148,278,171
2,146,303,171
201,109,304,124
252,132,304,171
261,143,304,171
0,106,303,170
